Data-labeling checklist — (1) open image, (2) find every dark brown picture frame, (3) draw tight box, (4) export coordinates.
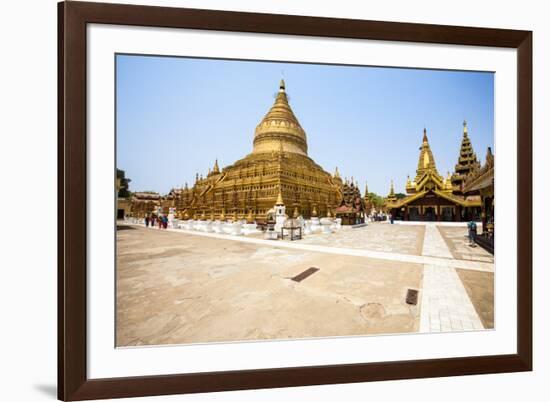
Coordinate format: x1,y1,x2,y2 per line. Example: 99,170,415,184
58,1,532,400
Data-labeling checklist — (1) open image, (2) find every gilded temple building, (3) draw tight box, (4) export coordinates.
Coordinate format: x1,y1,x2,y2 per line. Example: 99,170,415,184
161,79,344,222
386,127,482,221
463,146,495,252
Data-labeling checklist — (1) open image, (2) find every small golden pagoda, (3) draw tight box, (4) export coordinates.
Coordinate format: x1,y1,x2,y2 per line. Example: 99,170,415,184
166,79,343,222
386,127,481,221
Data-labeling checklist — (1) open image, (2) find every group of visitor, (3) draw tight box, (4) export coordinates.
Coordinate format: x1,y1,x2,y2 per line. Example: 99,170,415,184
369,213,389,222
144,214,168,229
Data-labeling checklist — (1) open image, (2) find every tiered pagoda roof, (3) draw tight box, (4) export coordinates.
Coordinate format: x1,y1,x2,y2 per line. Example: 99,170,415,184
386,127,477,210
335,178,365,215
463,147,494,194
404,128,451,195
451,121,481,190
386,180,397,203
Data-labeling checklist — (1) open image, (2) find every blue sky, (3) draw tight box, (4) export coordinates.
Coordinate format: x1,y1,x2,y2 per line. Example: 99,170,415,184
116,54,494,196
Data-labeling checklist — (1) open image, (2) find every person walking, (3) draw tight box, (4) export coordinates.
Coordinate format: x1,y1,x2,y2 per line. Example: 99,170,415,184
145,215,150,228
158,215,163,229
468,218,477,246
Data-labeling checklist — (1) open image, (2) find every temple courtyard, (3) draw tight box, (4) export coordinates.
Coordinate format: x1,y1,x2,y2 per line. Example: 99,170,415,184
116,223,494,347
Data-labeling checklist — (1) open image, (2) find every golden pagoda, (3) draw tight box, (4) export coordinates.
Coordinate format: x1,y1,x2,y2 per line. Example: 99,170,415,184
451,120,481,191
168,79,343,222
386,127,481,221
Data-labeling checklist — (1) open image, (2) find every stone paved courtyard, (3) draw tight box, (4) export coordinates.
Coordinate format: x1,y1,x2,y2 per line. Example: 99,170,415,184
299,224,426,255
116,222,494,347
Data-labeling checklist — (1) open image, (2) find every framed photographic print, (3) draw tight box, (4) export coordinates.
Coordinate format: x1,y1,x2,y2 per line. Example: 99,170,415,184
58,1,532,400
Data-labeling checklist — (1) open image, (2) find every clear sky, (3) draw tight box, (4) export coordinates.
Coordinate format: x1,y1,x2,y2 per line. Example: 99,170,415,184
116,54,494,196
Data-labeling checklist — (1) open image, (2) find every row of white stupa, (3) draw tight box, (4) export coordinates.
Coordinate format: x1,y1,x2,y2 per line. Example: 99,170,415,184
167,214,342,238
128,203,343,238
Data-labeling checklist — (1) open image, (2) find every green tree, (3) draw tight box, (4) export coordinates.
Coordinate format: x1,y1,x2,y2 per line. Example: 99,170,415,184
368,192,386,209
117,169,131,198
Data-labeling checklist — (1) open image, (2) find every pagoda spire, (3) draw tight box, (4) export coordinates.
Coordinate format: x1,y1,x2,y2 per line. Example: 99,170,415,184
212,159,220,174
451,120,480,190
276,187,284,206
415,127,440,182
386,180,397,203
364,181,369,196
334,166,340,179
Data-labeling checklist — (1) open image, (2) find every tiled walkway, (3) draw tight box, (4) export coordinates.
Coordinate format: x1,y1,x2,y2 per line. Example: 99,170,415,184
419,224,486,332
421,224,454,259
419,265,484,332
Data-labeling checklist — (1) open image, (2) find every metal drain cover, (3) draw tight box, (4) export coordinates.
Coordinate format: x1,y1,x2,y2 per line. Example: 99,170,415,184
406,289,419,305
291,267,319,282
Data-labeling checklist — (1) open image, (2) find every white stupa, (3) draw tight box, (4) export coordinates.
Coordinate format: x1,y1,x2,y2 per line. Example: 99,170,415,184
273,188,287,233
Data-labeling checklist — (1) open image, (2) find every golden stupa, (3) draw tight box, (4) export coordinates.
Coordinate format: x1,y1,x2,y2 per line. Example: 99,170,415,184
168,79,343,222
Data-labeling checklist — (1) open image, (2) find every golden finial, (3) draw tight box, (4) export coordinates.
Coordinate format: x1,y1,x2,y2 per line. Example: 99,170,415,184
279,78,286,92
213,159,220,173
276,188,284,205
334,166,340,178
463,120,468,136
423,127,428,142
